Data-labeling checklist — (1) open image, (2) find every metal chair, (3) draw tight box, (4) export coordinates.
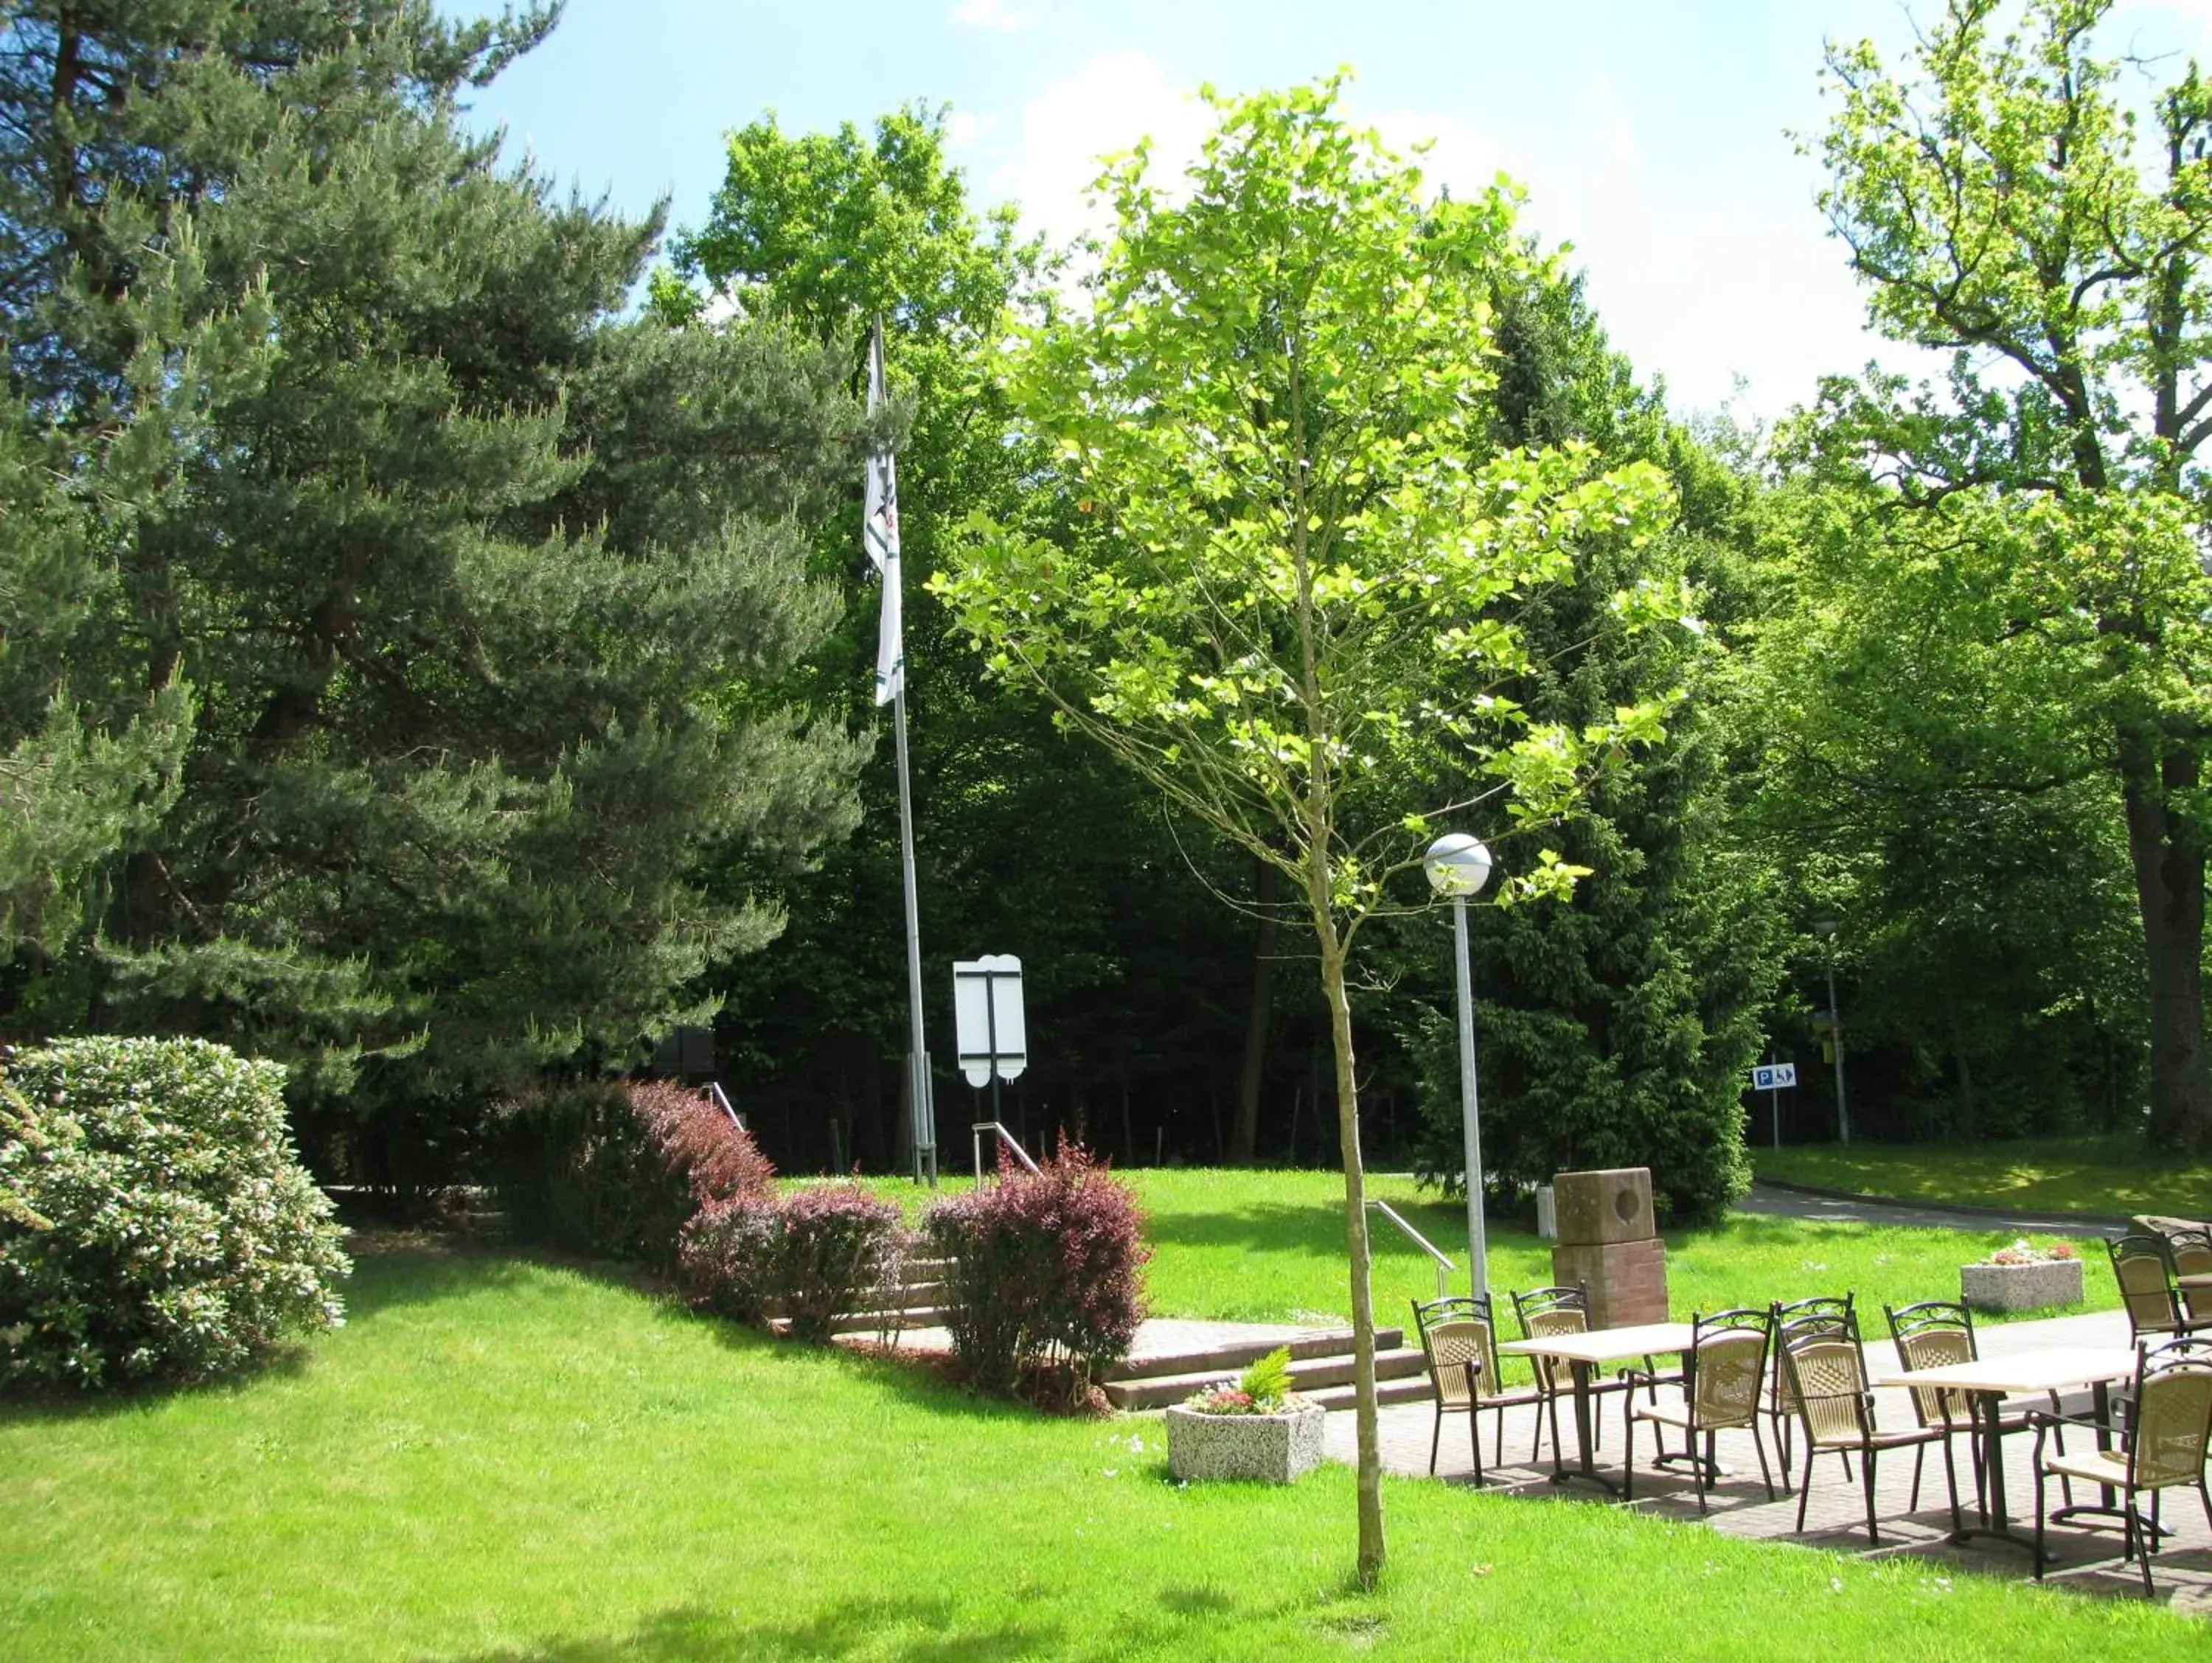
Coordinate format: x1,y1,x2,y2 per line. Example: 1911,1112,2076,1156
1780,1326,1960,1545
2032,1336,2212,1597
1767,1294,1857,1493
1510,1283,1641,1462
1410,1294,1547,1483
2167,1227,2212,1331
1884,1298,2065,1518
2109,1233,2185,1344
1623,1308,1776,1513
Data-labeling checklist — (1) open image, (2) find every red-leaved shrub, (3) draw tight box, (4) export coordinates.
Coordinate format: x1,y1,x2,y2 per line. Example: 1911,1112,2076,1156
774,1183,906,1342
677,1199,782,1322
678,1183,907,1342
492,1079,773,1270
625,1080,775,1208
925,1146,1149,1405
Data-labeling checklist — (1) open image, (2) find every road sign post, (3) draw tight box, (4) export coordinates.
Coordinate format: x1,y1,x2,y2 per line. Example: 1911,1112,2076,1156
1749,1059,1798,1148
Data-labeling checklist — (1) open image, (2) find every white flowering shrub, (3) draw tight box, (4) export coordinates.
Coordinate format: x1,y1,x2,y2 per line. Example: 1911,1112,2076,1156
0,1037,349,1390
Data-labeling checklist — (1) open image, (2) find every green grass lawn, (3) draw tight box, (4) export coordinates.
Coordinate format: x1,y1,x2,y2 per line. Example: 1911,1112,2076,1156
1753,1134,2212,1221
1,1245,2194,1662
1120,1169,2120,1330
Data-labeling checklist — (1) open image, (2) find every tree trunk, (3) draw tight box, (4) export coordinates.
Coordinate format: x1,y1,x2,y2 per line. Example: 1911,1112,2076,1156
2119,734,2212,1153
1231,861,1281,1164
1944,1001,1976,1143
1315,916,1385,1588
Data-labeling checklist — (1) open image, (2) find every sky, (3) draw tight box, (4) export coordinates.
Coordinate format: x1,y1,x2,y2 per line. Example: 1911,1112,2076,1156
446,1,2212,423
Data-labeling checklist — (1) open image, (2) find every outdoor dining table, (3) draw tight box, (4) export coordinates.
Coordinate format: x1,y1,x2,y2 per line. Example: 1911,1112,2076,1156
1498,1320,1696,1494
1871,1345,2139,1560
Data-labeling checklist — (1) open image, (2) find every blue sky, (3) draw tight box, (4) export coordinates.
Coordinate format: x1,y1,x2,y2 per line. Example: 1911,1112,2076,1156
448,1,2212,421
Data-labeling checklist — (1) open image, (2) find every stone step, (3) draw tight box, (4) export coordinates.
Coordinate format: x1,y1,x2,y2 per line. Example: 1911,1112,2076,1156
1301,1373,1438,1413
1106,1325,1406,1384
830,1304,950,1335
1105,1343,1428,1411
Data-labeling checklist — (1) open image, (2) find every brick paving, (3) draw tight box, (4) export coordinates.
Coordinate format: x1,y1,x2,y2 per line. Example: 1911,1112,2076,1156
1321,1307,2212,1616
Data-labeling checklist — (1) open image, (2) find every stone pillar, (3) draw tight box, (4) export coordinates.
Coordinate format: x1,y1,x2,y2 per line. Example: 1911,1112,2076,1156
1550,1167,1667,1328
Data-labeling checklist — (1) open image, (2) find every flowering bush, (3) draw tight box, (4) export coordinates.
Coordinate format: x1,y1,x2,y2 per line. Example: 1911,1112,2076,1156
925,1146,1149,1406
1983,1238,2081,1266
1185,1346,1300,1415
0,1038,349,1390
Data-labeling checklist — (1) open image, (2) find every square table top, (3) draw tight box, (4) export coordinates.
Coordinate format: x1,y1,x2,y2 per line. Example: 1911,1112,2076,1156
1871,1345,2138,1397
1498,1321,1697,1366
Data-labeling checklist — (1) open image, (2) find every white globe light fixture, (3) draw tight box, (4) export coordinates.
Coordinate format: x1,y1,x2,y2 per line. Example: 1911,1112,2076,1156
1425,833,1493,1300
1423,832,1494,899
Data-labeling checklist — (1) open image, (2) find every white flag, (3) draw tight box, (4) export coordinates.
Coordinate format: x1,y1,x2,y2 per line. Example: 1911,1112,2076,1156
864,318,903,706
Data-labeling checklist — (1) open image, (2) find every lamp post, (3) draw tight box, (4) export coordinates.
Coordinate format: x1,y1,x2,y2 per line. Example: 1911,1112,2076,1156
1814,918,1850,1147
1425,833,1494,1300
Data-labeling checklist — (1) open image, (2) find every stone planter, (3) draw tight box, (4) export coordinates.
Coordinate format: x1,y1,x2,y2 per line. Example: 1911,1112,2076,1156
1959,1258,2085,1314
1164,1401,1326,1483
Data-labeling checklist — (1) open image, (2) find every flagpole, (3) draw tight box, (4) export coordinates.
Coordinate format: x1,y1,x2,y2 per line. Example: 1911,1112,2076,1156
866,316,935,1187
892,683,934,1185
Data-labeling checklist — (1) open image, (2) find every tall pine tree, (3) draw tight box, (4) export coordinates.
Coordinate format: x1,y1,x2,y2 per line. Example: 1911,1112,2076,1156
0,2,868,1180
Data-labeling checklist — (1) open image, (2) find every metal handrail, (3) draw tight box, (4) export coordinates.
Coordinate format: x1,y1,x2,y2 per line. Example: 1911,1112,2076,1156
971,1120,1041,1182
706,1081,745,1132
1369,1199,1456,1302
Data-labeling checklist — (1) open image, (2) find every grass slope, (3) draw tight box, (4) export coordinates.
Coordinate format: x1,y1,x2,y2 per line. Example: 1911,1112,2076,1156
1753,1136,2212,1221
0,1249,2191,1661
1124,1170,2118,1329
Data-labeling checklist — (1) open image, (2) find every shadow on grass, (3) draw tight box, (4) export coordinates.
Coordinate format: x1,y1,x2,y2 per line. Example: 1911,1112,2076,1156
0,1247,668,1429
440,1597,1065,1662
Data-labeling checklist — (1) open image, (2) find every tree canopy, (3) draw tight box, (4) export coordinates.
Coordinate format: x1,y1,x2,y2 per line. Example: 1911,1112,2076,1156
0,1,868,1178
937,77,1692,1586
1812,0,2212,1151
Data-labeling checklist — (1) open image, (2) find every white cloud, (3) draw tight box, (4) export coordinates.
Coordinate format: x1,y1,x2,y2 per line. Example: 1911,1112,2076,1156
971,57,1891,420
985,49,1210,249
942,108,999,153
949,0,1031,32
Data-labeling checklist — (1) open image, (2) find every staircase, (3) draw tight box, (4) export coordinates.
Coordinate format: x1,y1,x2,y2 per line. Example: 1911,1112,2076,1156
1101,1325,1430,1412
798,1255,953,1341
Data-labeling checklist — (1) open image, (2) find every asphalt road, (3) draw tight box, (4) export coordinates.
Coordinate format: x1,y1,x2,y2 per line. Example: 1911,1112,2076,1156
1740,1179,2129,1237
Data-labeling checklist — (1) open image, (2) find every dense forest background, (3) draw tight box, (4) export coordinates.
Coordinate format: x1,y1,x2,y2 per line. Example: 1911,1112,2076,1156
3,1,2199,1221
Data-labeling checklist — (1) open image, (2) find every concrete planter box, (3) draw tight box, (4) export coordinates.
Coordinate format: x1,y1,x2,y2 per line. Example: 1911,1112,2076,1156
1165,1401,1326,1483
1960,1258,2085,1314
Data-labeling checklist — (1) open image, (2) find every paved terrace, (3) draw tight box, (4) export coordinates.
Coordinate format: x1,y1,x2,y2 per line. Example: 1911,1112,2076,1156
1320,1307,2212,1615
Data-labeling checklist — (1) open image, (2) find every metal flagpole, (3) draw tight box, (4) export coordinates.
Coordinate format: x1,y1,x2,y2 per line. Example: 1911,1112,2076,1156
866,317,935,1186
893,684,934,1185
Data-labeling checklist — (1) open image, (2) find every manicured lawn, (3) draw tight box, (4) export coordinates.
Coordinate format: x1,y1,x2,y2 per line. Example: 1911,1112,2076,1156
1122,1169,2119,1330
1753,1135,2212,1221
0,1247,2194,1661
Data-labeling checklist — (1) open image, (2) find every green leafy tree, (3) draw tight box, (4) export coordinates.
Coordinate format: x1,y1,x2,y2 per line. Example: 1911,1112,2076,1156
1739,470,2148,1140
0,2,867,1177
936,80,1688,1586
662,106,1242,1171
1813,0,2212,1150
1392,269,1776,1221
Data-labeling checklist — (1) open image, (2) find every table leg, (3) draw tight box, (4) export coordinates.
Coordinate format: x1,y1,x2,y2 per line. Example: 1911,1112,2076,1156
1545,1358,1621,1496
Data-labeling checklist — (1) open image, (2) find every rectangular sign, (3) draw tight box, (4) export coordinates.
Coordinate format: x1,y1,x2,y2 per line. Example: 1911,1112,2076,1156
1750,1063,1798,1091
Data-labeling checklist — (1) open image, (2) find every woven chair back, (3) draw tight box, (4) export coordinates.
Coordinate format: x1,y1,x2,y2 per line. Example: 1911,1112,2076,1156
1893,1325,1975,1429
1689,1325,1767,1430
1783,1336,1869,1449
2130,1357,2212,1491
1770,1302,1854,1417
2169,1230,2212,1280
2110,1235,2181,1336
1425,1319,1486,1410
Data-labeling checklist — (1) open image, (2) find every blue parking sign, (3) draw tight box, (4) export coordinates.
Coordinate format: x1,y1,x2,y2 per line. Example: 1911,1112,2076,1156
1750,1063,1798,1091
